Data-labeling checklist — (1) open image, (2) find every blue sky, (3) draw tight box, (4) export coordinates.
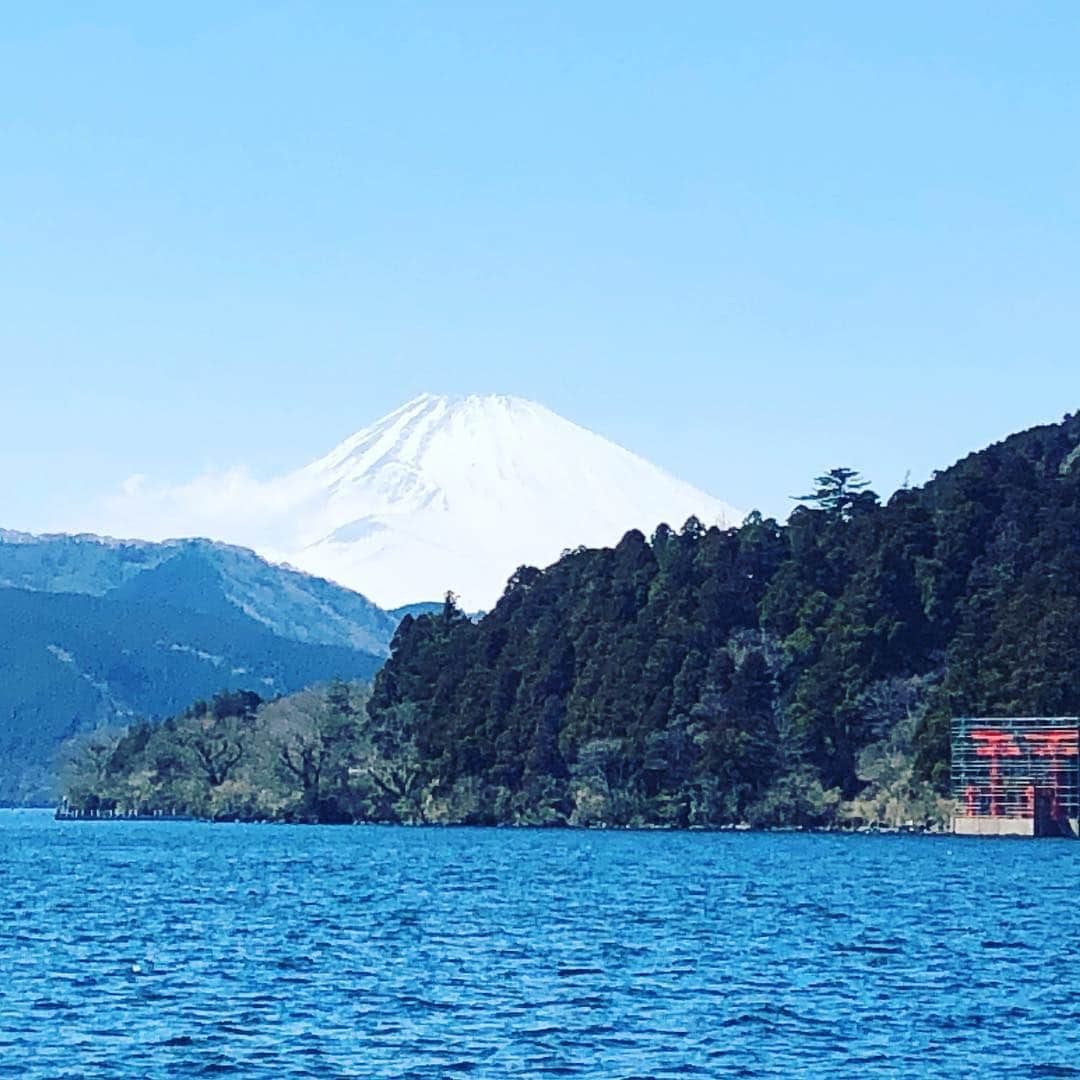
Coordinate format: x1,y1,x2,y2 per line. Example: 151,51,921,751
2,2,1077,529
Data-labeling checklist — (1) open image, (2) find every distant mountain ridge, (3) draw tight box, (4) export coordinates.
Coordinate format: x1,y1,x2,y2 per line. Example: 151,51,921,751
0,531,397,653
0,532,402,804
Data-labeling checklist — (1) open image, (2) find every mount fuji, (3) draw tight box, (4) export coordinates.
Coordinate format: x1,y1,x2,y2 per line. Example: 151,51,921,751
101,394,742,610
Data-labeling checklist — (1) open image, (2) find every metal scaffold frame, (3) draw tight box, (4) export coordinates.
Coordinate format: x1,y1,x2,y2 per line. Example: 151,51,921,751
951,716,1080,826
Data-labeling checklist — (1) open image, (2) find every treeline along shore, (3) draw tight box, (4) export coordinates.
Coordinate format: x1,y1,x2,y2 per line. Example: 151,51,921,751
63,413,1080,827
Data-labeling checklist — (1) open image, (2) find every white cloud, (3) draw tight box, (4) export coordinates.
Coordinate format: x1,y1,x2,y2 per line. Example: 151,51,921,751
90,465,306,553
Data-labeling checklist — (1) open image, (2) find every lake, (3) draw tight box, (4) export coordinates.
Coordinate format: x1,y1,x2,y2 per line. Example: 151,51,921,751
1,811,1077,1077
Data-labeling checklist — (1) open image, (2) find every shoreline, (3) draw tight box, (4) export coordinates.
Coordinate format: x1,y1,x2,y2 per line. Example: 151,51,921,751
49,807,948,835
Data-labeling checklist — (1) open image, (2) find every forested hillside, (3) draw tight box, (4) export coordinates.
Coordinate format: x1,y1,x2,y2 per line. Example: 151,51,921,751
364,411,1080,826
64,413,1080,827
0,535,398,804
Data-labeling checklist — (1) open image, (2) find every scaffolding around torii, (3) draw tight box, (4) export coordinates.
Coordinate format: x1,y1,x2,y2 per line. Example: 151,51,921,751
951,716,1080,837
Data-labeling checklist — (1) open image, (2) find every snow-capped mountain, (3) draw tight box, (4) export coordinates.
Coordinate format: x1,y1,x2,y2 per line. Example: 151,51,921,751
256,394,740,609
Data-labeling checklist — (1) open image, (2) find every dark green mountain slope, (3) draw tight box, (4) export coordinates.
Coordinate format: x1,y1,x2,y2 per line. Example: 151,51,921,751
362,412,1080,827
0,534,398,804
0,532,399,652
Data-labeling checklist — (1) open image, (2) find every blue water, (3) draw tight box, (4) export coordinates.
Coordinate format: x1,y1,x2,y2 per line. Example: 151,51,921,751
1,812,1078,1078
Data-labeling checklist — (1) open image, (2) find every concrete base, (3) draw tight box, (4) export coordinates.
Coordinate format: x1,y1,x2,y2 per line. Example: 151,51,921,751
953,816,1035,837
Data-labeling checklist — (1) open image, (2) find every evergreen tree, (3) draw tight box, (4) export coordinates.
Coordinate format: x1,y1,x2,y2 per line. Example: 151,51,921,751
795,467,875,520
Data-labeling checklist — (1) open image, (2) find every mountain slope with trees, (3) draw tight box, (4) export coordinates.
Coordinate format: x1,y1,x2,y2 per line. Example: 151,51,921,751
0,534,400,804
363,411,1080,826
63,412,1080,826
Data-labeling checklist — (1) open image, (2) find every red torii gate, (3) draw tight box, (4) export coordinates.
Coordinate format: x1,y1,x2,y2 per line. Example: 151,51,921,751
970,729,1021,817
1023,730,1079,823
952,717,1080,835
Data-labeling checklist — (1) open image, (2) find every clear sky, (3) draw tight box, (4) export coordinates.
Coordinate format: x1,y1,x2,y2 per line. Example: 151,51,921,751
2,2,1078,530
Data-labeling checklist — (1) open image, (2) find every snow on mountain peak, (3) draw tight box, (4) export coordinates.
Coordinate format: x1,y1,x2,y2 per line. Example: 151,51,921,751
263,393,742,609
85,393,741,610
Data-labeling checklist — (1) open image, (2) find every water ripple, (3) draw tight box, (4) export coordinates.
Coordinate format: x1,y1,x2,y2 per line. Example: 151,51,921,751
0,812,1078,1077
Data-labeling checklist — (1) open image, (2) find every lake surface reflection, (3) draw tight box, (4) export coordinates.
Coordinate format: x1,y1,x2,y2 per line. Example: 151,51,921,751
1,811,1078,1077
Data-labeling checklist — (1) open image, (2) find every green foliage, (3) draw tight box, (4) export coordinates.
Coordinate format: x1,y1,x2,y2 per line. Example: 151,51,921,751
64,412,1080,828
0,541,389,805
361,413,1080,828
794,467,876,520
61,684,374,823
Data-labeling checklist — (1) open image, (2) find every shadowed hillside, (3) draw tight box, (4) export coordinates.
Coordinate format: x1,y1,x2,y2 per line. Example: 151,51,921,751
0,535,401,804
363,411,1080,826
